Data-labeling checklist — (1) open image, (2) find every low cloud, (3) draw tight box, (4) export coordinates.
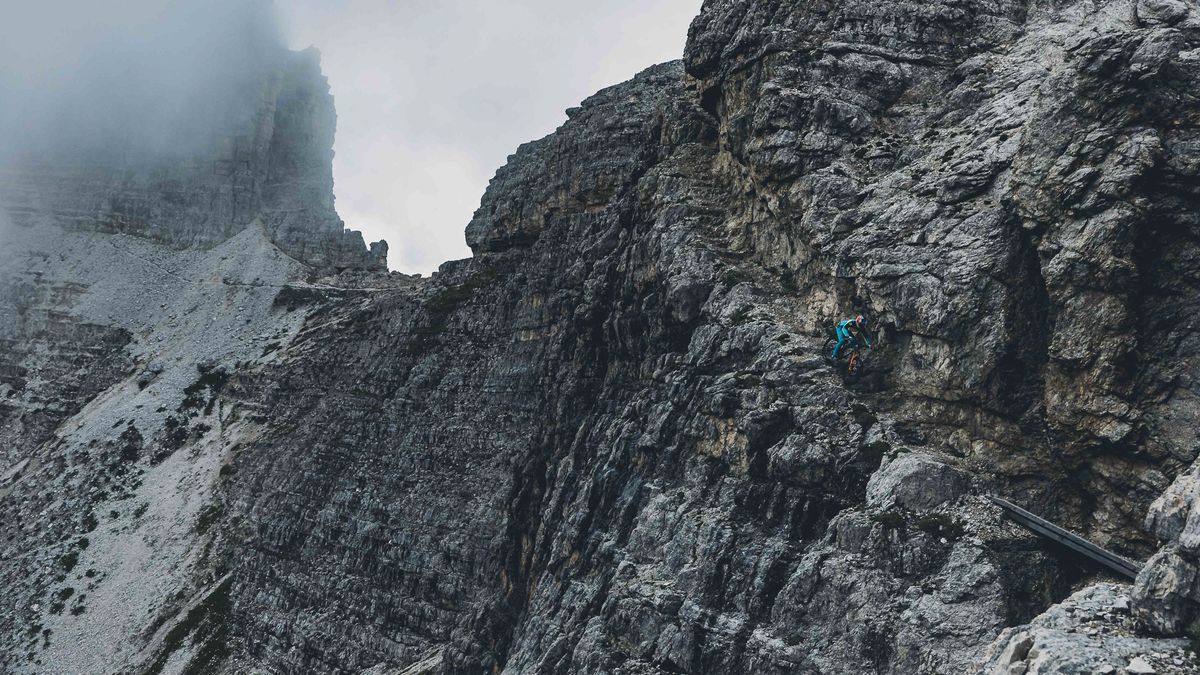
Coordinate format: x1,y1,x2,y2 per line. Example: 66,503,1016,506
0,0,282,167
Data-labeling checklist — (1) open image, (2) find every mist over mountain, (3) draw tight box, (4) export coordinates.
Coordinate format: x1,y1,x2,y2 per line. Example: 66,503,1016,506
0,0,386,272
0,0,281,167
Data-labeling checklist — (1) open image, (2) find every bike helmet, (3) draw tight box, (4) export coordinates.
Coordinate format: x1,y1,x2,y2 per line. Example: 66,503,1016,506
855,314,866,328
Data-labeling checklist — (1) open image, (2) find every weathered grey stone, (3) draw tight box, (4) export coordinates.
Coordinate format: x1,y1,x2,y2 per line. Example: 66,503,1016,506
975,584,1191,675
5,0,1200,672
1134,549,1200,635
1137,0,1193,26
1129,655,1158,674
866,453,972,512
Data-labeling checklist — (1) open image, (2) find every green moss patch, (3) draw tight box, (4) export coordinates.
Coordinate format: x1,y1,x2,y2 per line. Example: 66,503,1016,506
179,366,229,415
871,510,906,530
914,513,965,541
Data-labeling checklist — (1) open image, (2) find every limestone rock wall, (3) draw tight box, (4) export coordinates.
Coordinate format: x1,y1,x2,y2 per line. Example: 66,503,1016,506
197,0,1200,667
685,0,1200,552
4,0,1200,673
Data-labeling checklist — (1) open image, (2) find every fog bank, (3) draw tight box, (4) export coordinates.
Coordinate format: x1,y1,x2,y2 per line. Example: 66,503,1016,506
0,0,282,167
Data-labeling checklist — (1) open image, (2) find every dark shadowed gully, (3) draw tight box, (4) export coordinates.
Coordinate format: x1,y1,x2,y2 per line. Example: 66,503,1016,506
4,0,1200,673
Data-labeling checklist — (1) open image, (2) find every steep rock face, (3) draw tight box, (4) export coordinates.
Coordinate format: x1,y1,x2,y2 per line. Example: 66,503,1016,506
194,0,1200,669
0,48,386,272
683,0,1200,544
4,0,1200,673
681,0,1200,659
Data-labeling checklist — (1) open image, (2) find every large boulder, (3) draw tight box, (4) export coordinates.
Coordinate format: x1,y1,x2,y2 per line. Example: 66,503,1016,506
866,453,972,512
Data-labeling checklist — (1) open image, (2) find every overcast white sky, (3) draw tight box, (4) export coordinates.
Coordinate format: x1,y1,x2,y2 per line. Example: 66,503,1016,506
277,1,702,273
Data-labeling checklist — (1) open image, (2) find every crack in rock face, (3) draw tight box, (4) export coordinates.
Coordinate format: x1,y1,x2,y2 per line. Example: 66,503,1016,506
4,0,1200,673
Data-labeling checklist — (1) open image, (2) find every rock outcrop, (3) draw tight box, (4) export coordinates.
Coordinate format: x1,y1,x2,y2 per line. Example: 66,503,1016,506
979,583,1193,674
3,0,1200,673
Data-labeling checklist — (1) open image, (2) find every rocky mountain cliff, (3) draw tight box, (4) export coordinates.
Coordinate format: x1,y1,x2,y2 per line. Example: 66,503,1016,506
4,0,1200,673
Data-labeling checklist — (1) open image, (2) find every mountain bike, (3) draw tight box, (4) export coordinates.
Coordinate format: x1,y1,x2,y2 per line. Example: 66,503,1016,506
823,334,869,378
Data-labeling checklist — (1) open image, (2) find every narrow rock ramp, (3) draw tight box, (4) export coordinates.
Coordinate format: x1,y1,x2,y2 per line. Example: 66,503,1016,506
989,496,1143,580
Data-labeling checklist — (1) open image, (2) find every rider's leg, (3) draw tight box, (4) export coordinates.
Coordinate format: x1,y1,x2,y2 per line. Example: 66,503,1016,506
832,330,846,359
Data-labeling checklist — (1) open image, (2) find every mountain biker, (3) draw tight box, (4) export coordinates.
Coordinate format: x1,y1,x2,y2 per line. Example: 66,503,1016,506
831,314,871,360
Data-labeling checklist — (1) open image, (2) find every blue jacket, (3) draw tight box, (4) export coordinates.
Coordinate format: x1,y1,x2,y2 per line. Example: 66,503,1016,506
836,319,870,347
